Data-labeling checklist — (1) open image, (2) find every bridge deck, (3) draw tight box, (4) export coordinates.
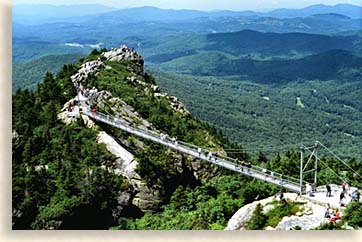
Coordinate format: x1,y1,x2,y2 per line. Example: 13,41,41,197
84,110,301,192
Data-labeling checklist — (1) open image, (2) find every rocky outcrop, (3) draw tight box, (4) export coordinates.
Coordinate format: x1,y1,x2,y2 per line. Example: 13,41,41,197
97,131,136,178
226,184,359,230
91,90,154,131
225,193,328,230
274,203,324,230
96,131,162,212
153,93,190,116
71,59,105,85
225,194,298,230
102,45,144,75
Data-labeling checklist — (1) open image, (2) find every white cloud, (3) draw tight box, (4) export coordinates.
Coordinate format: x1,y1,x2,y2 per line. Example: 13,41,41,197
63,43,84,48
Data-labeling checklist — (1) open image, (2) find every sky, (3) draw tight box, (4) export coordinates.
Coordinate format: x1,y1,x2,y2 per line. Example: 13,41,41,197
12,0,362,11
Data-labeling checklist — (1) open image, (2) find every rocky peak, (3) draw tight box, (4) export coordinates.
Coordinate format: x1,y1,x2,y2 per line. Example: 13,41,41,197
102,44,144,75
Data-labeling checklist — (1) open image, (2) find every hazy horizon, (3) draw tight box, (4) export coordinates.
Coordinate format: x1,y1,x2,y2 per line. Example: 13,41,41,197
12,0,362,11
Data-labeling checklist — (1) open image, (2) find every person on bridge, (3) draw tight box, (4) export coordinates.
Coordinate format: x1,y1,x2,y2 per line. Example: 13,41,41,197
92,108,97,113
207,152,212,160
326,184,332,197
198,148,202,156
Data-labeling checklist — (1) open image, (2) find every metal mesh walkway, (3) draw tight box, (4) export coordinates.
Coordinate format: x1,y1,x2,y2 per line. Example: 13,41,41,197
83,110,301,192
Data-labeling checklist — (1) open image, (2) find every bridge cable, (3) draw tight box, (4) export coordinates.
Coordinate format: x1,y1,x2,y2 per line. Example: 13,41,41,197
303,145,346,183
318,141,362,180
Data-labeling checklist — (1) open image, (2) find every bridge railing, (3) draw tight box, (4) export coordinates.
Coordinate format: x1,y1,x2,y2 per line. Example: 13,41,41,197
84,110,301,188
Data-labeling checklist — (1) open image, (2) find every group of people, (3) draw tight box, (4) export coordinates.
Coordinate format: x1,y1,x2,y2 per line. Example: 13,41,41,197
325,181,361,208
339,181,361,207
324,203,342,223
159,132,178,145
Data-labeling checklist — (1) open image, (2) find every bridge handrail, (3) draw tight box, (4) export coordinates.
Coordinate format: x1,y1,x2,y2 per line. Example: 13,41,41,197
84,110,301,188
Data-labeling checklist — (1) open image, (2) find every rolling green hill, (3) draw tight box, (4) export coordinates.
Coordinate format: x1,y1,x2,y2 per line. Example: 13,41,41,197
150,70,362,159
142,30,361,63
12,54,85,91
153,49,362,84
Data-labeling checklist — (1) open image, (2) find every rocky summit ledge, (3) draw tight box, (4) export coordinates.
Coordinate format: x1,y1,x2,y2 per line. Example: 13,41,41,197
226,184,359,230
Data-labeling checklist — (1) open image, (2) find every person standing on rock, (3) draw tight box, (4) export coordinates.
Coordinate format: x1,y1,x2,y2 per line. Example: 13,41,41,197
324,203,330,219
279,191,284,201
342,181,347,193
306,183,314,197
326,184,332,197
339,191,345,206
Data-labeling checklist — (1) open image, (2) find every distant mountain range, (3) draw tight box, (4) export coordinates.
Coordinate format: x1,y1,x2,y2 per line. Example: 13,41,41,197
13,3,362,25
143,29,361,61
12,4,116,25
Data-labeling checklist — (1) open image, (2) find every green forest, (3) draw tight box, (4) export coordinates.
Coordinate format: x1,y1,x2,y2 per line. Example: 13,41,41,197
12,50,362,230
151,71,362,159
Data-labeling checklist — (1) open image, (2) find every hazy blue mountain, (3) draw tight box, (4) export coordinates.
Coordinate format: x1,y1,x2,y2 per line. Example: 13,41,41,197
13,3,362,26
142,30,361,63
88,4,362,22
267,4,362,19
13,4,116,25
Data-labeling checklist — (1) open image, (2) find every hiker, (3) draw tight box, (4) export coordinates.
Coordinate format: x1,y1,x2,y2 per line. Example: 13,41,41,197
342,181,347,193
198,148,202,156
215,151,219,158
245,162,251,173
330,209,341,223
92,108,96,113
279,192,284,201
160,133,164,140
324,203,330,218
207,151,212,160
326,184,332,197
306,183,314,197
339,191,345,206
357,190,361,202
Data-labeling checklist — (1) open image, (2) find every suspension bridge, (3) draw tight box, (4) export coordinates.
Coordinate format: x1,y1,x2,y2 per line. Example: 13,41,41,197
70,69,361,209
81,108,361,198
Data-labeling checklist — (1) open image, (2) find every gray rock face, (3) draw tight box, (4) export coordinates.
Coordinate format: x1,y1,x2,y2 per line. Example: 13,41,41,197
226,189,359,230
71,60,105,85
226,195,279,230
131,179,162,212
102,45,144,75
